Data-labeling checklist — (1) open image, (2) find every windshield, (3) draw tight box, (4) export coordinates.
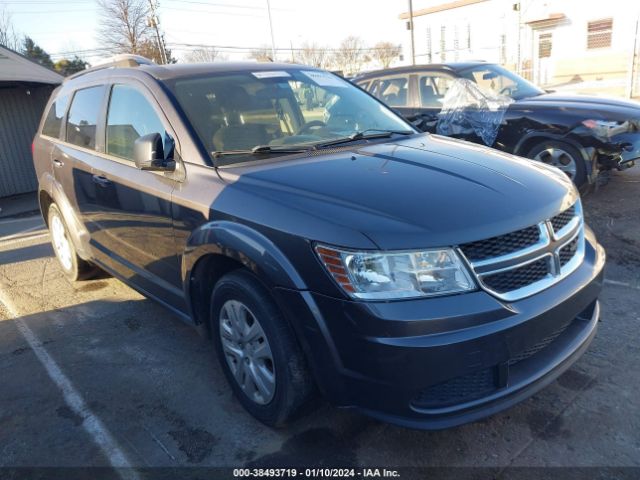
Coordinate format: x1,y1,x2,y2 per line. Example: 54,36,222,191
458,64,544,100
169,68,414,163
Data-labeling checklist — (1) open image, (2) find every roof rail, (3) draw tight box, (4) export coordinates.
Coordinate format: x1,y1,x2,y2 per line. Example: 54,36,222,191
66,54,155,81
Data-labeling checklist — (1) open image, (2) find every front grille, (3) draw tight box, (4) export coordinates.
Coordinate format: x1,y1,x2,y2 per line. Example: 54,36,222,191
460,201,583,301
508,321,572,366
482,257,550,294
460,225,540,262
412,368,496,409
550,205,576,234
559,236,579,267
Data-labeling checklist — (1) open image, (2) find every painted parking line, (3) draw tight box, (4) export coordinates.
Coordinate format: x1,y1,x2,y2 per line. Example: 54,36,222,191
0,288,141,480
604,278,640,290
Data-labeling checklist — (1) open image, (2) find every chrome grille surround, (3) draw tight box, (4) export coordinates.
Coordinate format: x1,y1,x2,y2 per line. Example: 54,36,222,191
458,200,585,302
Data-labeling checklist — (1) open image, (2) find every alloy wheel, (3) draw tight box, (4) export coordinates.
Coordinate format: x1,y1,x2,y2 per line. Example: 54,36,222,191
219,299,276,405
50,213,73,271
533,147,578,179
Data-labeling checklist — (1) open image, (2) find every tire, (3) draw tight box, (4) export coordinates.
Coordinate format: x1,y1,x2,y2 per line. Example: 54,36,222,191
210,270,315,427
526,140,587,187
47,203,97,282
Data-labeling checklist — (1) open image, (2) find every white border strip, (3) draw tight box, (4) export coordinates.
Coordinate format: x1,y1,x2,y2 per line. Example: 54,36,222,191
0,290,140,479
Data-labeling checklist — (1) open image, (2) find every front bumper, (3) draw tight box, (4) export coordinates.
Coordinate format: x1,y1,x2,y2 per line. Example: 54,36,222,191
274,228,605,429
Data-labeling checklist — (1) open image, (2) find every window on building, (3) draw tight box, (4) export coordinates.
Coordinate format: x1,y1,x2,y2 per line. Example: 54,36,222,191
426,27,432,63
41,95,70,139
106,85,166,161
440,25,446,62
66,86,106,150
538,33,552,58
587,18,613,49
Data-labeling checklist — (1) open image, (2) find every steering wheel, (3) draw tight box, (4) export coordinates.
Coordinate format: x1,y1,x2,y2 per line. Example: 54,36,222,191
296,120,326,135
499,85,515,96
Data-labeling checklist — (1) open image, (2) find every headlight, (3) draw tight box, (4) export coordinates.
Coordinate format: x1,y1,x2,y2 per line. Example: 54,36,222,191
315,245,476,300
581,119,630,138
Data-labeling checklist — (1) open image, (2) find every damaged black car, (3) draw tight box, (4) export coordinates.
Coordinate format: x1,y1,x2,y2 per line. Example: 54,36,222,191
354,62,640,187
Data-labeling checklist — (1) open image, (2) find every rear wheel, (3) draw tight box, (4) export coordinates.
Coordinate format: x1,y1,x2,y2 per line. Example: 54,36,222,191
48,203,97,281
527,140,587,187
210,270,315,427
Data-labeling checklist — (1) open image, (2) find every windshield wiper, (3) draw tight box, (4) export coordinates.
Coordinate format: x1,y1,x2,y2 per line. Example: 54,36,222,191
212,144,313,167
312,129,414,149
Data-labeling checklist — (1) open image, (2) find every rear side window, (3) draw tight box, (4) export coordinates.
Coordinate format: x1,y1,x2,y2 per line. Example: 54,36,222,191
66,86,106,150
106,84,166,161
41,95,70,139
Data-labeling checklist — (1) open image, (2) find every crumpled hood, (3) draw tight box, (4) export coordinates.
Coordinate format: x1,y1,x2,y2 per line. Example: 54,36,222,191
515,93,640,121
218,134,578,250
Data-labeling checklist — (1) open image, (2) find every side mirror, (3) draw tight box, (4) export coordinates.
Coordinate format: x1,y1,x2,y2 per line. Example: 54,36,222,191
133,133,175,171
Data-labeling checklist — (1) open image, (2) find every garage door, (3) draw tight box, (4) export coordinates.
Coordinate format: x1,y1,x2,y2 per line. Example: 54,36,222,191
0,85,53,197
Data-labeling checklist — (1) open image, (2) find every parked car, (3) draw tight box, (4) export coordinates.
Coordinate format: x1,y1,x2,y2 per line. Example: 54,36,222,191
354,62,640,188
33,56,605,429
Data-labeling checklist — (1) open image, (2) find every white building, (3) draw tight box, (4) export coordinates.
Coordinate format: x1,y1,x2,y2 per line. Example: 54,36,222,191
399,0,640,97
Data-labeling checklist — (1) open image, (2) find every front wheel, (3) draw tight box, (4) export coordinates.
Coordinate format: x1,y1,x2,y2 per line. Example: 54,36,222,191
210,270,316,427
526,140,587,187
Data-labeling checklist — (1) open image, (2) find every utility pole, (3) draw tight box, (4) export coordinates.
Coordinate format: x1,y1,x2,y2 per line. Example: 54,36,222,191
266,0,276,61
407,0,416,65
147,0,168,64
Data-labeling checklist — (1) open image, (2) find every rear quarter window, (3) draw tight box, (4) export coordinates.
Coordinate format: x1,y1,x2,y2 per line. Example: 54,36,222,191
66,85,106,150
41,95,70,139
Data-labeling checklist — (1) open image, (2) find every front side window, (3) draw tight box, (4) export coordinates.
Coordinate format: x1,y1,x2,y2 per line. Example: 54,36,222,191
418,72,455,108
66,86,106,149
42,95,69,139
169,69,412,161
106,85,166,161
458,64,544,100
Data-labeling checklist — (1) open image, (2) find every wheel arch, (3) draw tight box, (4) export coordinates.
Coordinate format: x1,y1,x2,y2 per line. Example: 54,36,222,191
513,132,596,183
182,221,307,329
38,172,93,259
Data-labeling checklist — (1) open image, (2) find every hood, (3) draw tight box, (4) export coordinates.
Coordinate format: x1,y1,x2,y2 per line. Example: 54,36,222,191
218,134,578,250
515,93,640,119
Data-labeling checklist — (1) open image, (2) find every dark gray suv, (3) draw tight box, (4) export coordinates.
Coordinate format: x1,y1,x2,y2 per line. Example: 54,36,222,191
33,55,605,429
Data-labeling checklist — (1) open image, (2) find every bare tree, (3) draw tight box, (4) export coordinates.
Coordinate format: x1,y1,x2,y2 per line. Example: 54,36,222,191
332,36,366,76
248,46,272,62
0,6,20,51
296,42,330,69
97,0,151,55
185,46,226,63
371,41,401,69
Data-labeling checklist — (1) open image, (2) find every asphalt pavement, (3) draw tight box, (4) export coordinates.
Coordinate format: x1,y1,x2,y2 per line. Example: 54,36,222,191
0,170,639,477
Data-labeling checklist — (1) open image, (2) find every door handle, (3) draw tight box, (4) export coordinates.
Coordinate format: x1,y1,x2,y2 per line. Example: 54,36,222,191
92,174,112,187
53,159,64,168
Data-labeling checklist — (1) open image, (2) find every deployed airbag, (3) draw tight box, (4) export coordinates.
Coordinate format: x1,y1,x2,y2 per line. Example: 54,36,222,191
436,79,514,147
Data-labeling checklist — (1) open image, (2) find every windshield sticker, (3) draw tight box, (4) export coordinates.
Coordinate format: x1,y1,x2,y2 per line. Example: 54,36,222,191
251,71,291,79
301,70,347,87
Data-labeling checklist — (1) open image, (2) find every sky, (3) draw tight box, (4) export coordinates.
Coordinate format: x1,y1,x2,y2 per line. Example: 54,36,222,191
2,0,410,63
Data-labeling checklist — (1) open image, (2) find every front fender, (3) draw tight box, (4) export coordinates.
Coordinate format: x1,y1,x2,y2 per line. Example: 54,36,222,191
182,220,308,294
